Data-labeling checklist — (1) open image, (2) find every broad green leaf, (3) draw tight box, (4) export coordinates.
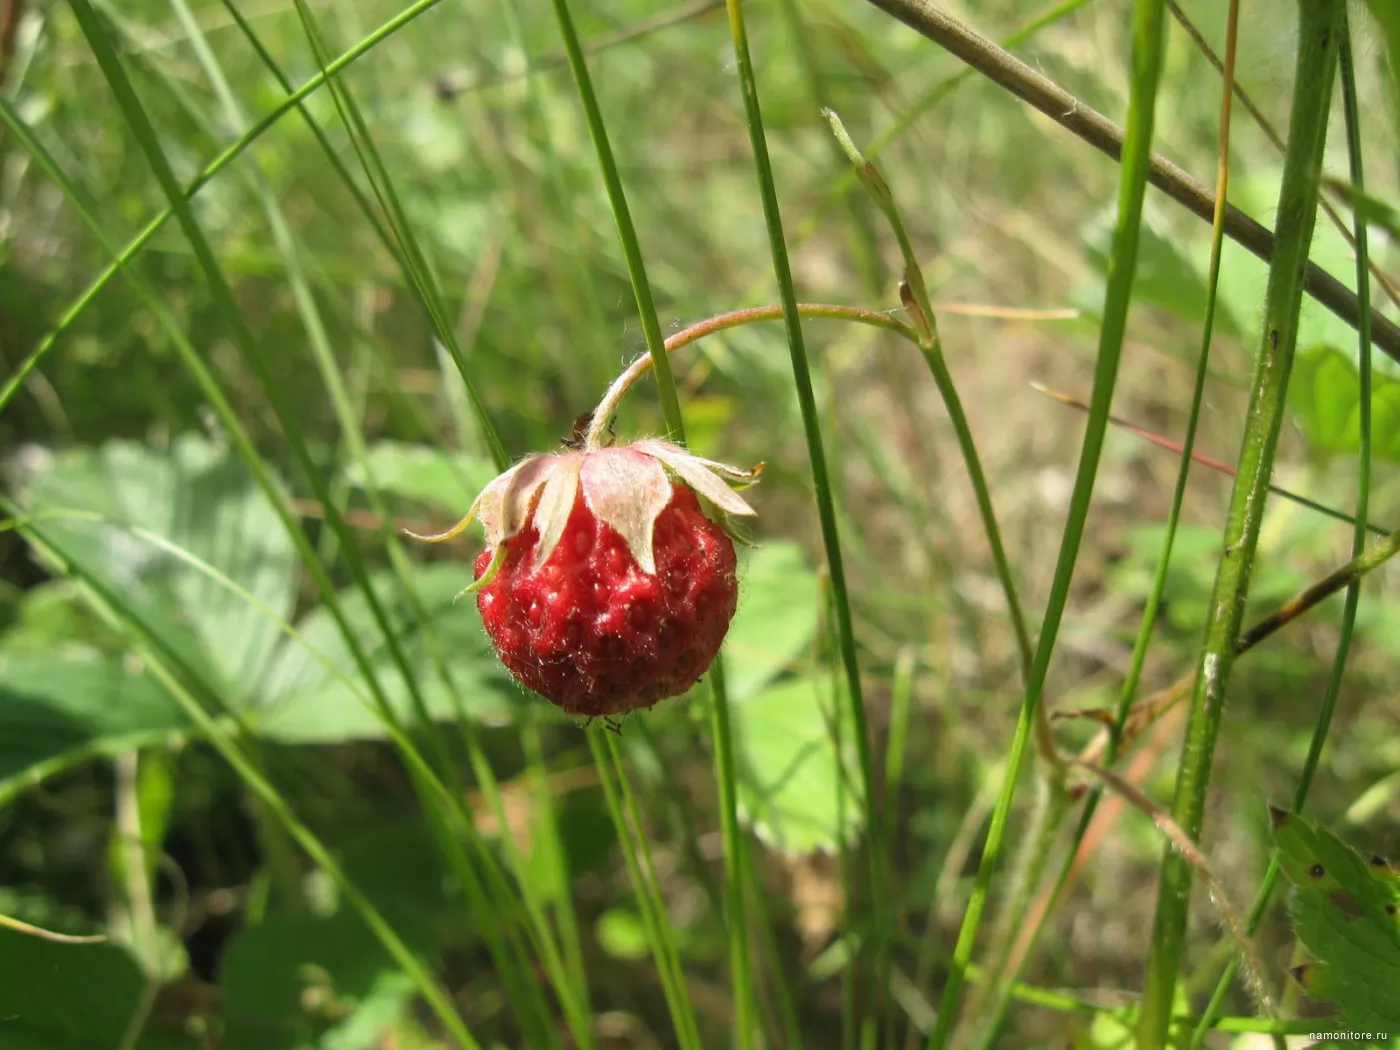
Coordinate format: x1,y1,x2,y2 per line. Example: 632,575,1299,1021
219,913,426,1050
345,441,497,512
1290,346,1400,462
0,581,116,652
258,565,529,742
219,822,447,1050
1272,809,1400,1030
733,675,862,854
723,540,820,703
0,651,185,801
0,925,147,1049
12,436,297,703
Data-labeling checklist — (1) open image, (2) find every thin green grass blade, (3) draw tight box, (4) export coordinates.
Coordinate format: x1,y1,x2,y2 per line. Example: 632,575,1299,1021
925,0,1167,1045
546,0,684,437
883,648,916,811
1138,2,1344,1042
546,1,762,1042
213,0,400,265
773,0,1095,274
524,718,593,1020
970,0,1242,1040
823,111,1033,686
587,731,703,1050
7,515,480,1050
1189,10,1374,1041
973,0,1244,1040
773,0,884,293
282,0,506,470
721,3,879,1044
0,0,450,418
51,10,533,1042
496,0,613,398
160,9,575,1038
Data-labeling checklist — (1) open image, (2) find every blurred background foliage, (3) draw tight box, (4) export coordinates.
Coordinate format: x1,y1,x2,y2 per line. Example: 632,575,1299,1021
1,0,1398,1046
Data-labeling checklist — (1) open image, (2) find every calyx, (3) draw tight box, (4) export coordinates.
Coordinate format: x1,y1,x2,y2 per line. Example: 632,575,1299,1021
408,439,762,575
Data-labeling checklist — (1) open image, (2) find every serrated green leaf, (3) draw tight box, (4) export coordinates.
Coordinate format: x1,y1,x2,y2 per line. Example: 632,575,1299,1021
733,675,862,854
12,436,297,702
258,565,530,741
723,540,820,703
0,925,147,1049
1291,346,1400,461
0,651,186,801
1272,809,1400,1030
346,441,497,512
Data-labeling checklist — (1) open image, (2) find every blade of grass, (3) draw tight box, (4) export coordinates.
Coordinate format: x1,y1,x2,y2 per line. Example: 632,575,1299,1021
1138,2,1343,1041
249,16,575,1035
432,0,722,100
1189,10,1373,1041
55,7,543,1041
1031,383,1393,539
587,730,703,1050
856,0,1400,366
969,2,1242,1040
925,0,1166,1044
283,0,506,470
5,506,481,1050
1165,0,1400,313
547,0,759,1041
523,716,593,1023
823,112,1037,766
776,0,1095,285
547,0,682,440
721,2,881,1044
0,0,450,418
161,7,581,1039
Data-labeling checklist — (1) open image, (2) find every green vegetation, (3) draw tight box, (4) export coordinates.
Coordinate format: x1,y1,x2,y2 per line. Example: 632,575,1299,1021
2,0,1399,1046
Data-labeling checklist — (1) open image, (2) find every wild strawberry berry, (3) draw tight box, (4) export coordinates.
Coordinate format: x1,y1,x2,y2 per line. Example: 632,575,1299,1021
415,440,761,717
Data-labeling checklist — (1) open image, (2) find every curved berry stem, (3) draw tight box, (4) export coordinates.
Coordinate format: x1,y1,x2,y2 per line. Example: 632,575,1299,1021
583,303,920,449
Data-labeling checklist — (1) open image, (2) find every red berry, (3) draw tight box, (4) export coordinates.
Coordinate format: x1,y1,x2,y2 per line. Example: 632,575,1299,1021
415,441,762,718
475,481,738,716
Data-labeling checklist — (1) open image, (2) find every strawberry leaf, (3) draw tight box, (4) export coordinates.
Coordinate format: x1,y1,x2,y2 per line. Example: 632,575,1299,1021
1271,808,1400,1031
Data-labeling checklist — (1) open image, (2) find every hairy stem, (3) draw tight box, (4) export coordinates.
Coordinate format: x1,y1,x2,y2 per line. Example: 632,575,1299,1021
1138,2,1343,1040
1190,10,1374,1041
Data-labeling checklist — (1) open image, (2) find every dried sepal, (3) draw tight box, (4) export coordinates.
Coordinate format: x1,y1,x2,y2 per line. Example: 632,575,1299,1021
634,440,759,519
401,455,549,545
532,452,584,570
580,447,672,574
485,455,557,545
417,437,762,579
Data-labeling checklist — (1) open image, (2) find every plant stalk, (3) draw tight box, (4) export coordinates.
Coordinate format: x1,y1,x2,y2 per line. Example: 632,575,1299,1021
1137,1,1343,1041
1189,9,1373,1040
722,0,883,1038
925,0,1166,1043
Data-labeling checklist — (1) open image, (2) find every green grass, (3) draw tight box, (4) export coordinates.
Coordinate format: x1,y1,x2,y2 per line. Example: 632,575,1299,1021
3,0,1400,1047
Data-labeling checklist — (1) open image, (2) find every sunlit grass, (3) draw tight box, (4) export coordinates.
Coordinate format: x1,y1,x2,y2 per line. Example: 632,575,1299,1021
2,0,1399,1046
